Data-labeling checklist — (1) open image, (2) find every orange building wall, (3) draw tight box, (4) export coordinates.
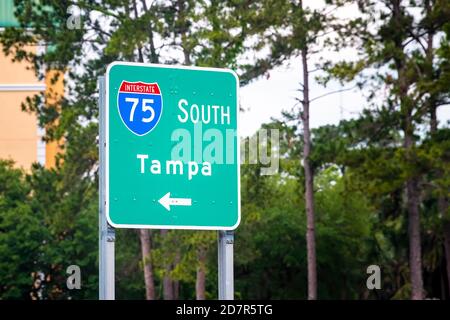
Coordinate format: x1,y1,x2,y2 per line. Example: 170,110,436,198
0,45,63,169
0,45,40,169
44,70,64,169
0,48,37,83
0,91,40,168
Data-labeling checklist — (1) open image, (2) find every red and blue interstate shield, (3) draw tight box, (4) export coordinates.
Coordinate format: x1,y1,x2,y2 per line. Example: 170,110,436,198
117,81,163,136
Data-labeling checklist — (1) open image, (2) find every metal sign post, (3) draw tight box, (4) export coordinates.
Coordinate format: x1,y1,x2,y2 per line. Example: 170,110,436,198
99,76,115,300
218,230,234,300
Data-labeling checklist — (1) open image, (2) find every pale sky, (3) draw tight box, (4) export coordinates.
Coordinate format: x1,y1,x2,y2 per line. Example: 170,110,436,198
239,58,450,138
239,57,367,137
239,1,450,138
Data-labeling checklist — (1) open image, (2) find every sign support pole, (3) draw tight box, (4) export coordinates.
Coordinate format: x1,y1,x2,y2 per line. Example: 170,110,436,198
218,230,234,300
99,76,115,300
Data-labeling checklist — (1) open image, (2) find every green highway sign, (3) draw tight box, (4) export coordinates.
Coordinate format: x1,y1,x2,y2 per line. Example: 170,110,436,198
104,62,240,230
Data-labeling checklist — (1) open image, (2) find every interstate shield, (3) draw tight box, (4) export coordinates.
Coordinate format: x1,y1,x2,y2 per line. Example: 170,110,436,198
117,81,163,136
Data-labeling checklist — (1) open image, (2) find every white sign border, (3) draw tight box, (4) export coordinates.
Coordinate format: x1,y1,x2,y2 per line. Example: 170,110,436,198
104,61,241,230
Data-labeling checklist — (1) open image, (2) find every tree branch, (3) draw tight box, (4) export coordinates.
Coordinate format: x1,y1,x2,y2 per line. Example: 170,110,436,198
407,30,427,53
310,85,356,103
308,67,323,73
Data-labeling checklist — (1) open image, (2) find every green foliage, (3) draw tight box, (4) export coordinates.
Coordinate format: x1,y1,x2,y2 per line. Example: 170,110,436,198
235,158,375,299
0,159,99,299
0,161,45,299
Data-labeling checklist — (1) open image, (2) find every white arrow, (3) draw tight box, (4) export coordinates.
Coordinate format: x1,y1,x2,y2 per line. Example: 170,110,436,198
158,192,192,211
